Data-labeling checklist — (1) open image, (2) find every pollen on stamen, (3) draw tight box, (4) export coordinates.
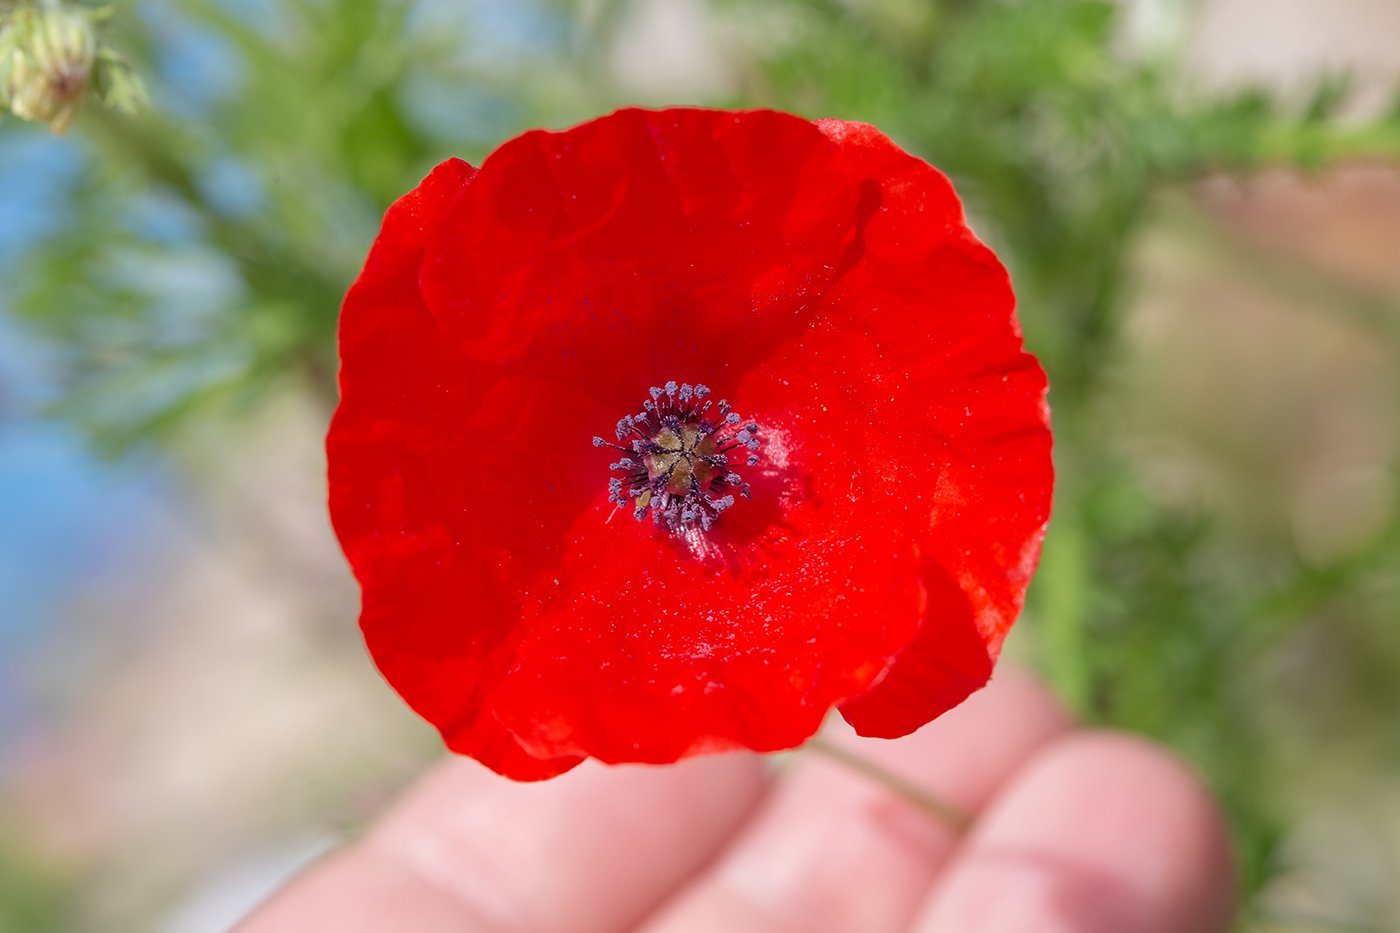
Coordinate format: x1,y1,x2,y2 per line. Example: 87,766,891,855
594,381,760,534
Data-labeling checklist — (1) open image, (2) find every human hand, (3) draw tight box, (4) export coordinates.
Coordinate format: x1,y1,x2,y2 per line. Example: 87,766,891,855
237,671,1234,933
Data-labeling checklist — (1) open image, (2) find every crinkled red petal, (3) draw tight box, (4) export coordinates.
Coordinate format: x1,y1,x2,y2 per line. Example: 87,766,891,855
809,119,1052,735
328,157,582,780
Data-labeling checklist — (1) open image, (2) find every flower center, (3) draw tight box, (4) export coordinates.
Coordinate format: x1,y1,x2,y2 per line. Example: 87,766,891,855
594,381,760,533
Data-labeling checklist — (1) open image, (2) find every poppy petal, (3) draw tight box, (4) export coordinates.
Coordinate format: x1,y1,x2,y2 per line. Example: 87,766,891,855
808,119,1052,735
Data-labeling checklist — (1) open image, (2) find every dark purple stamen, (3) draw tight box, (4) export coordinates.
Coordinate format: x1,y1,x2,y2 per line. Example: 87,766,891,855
592,382,760,533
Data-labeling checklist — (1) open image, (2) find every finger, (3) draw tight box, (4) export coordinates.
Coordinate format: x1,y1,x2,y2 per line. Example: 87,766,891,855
238,751,766,933
914,732,1236,933
638,669,1072,933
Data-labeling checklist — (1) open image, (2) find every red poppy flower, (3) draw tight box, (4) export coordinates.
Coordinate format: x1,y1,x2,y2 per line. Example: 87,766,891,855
327,108,1052,781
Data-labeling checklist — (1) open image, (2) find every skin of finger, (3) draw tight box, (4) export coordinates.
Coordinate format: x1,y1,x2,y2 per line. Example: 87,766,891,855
636,669,1073,933
913,731,1236,933
237,750,767,933
233,847,486,933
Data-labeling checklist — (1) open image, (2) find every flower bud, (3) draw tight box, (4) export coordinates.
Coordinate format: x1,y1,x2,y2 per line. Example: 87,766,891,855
3,2,98,134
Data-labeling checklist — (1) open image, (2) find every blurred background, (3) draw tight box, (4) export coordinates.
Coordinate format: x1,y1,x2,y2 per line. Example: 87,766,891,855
3,0,1400,930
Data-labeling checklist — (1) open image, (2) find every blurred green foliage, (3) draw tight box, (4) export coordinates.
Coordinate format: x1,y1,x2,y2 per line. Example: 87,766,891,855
0,841,69,933
6,0,1400,927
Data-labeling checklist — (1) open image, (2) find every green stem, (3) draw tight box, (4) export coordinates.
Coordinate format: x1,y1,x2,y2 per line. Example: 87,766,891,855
1040,511,1089,715
804,735,973,834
